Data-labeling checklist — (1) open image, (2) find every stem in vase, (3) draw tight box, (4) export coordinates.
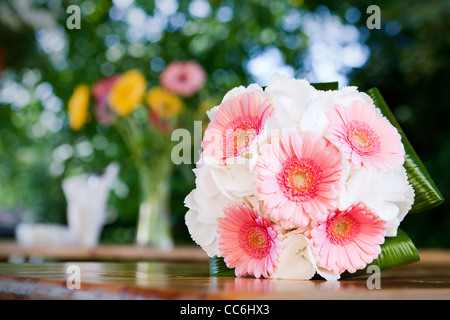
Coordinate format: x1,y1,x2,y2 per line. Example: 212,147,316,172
135,164,174,251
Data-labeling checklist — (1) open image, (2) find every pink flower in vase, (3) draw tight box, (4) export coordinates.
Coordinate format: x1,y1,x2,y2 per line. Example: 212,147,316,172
325,100,405,170
217,203,281,279
308,202,387,275
91,75,120,126
160,61,206,97
254,131,344,229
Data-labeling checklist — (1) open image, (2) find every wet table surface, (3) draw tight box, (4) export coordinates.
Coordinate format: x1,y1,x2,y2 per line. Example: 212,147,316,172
0,248,449,300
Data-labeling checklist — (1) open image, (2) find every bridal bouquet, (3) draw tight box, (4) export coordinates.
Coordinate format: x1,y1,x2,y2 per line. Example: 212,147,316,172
185,74,443,280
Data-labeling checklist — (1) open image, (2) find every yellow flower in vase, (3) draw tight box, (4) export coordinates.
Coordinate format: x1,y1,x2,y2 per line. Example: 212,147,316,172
146,86,183,119
68,84,90,130
109,69,146,116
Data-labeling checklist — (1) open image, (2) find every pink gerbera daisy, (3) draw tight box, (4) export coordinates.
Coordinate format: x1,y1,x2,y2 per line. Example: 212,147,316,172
217,204,281,278
309,202,387,274
254,131,344,229
202,92,274,164
325,100,405,170
160,61,206,97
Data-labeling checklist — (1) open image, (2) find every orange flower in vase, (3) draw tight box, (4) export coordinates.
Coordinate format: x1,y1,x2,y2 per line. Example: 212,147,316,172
146,86,183,133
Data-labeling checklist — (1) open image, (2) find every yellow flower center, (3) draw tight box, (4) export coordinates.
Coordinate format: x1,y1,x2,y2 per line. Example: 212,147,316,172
347,121,381,155
327,214,360,245
239,223,270,258
279,158,322,202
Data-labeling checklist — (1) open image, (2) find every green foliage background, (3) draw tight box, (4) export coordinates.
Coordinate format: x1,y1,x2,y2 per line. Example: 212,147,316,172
0,0,448,247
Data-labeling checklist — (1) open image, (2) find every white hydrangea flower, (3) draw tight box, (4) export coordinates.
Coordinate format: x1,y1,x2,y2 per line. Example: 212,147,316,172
272,229,317,280
265,73,319,130
315,265,341,281
184,163,240,257
184,191,218,258
221,83,265,103
271,228,344,281
210,160,255,199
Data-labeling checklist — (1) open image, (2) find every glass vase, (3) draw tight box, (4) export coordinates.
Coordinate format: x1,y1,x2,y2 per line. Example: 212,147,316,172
135,163,174,251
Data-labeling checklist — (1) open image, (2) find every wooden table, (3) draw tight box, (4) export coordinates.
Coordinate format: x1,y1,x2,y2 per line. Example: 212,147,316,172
0,241,208,262
0,246,449,300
